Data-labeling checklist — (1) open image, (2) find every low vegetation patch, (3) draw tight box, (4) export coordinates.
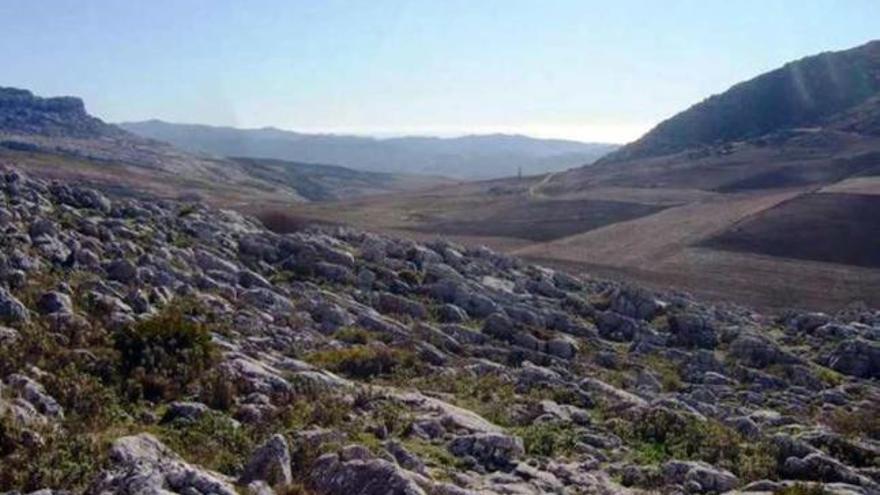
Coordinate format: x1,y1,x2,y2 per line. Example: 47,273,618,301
515,421,581,457
158,412,255,475
615,407,778,481
826,402,880,441
307,345,418,380
0,416,106,491
114,302,218,401
776,484,831,495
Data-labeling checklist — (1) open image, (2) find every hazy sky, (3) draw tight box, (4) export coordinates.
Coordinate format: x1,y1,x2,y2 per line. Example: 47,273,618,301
2,1,878,143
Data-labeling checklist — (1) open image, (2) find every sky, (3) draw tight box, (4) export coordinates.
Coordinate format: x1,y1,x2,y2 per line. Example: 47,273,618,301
1,1,878,143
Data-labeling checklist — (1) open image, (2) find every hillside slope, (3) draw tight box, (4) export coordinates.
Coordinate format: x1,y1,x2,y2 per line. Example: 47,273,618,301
120,120,618,179
603,40,880,163
231,156,453,202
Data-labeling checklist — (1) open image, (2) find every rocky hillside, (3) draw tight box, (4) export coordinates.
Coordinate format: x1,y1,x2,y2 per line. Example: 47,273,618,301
0,167,877,495
604,40,880,162
0,88,125,139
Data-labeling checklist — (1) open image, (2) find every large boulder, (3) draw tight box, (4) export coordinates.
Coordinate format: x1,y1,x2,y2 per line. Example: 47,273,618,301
87,434,237,495
661,460,739,494
0,288,29,324
5,374,64,419
596,311,640,342
36,291,73,315
239,434,293,487
668,312,718,349
546,335,578,359
609,286,664,321
448,433,524,470
377,292,428,319
160,401,209,424
826,338,880,379
308,453,425,495
781,452,878,489
729,334,799,368
105,259,139,283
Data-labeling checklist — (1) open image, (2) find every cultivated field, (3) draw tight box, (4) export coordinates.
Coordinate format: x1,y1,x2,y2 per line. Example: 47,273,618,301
703,192,880,268
278,131,880,313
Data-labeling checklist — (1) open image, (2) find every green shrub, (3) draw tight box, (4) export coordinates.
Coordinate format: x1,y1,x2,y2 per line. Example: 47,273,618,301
515,422,581,457
402,438,463,474
827,402,880,440
395,371,519,427
619,408,778,480
642,355,684,392
307,345,418,380
816,367,843,387
397,270,422,286
159,412,254,475
43,363,125,432
114,303,218,401
775,484,831,495
0,417,105,491
333,327,372,345
278,394,352,430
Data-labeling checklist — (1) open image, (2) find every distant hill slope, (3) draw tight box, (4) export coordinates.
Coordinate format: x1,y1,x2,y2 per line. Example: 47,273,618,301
603,40,880,163
231,156,452,202
0,87,446,204
119,120,618,179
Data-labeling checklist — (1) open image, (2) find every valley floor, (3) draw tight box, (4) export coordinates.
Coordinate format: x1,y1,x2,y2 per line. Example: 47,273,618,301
280,170,880,314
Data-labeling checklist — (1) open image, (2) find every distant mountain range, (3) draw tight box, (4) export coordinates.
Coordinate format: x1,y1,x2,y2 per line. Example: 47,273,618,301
603,40,880,163
119,120,618,179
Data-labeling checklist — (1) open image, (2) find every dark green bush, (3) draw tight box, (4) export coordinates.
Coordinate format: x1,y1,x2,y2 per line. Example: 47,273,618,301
776,484,831,495
159,412,255,475
516,422,581,457
0,417,104,492
307,345,417,380
397,269,421,286
619,408,778,481
114,303,218,401
333,327,372,345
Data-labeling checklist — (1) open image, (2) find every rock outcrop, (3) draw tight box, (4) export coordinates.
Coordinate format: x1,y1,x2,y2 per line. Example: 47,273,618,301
0,168,877,495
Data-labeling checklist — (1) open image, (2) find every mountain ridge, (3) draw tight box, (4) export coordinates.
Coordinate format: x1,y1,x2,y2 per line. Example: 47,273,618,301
602,39,880,163
120,119,618,179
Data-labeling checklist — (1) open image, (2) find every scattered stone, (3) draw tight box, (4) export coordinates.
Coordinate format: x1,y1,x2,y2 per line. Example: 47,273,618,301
240,434,293,487
36,291,73,314
448,433,524,470
160,401,209,424
105,259,138,283
0,288,29,323
826,338,880,379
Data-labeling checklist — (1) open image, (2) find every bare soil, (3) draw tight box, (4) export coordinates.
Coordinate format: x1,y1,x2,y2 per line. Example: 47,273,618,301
405,198,666,242
703,192,880,268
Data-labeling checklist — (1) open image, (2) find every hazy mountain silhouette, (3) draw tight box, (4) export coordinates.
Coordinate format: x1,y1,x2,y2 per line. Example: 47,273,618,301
119,120,618,179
